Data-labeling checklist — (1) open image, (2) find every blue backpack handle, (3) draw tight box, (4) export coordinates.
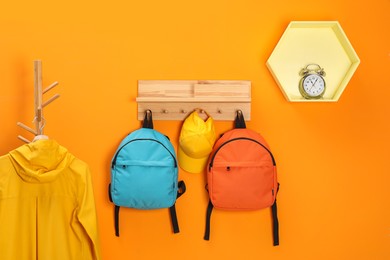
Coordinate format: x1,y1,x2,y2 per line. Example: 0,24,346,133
142,110,154,129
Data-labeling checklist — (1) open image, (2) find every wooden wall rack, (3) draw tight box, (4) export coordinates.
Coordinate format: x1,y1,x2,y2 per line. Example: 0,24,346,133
136,80,251,121
16,60,60,143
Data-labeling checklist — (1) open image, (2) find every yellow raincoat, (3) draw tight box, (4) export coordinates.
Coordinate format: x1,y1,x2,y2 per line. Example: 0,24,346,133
0,139,101,260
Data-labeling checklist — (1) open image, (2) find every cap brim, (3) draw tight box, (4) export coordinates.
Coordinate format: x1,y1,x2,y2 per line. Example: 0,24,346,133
178,146,209,174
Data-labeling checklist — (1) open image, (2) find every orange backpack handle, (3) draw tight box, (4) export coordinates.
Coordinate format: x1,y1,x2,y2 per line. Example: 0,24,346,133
234,110,246,129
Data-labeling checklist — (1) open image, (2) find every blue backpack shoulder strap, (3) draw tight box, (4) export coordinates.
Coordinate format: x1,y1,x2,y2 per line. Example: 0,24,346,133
169,180,186,233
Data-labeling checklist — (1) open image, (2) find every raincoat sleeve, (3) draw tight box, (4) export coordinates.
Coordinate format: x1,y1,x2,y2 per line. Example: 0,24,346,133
77,165,102,260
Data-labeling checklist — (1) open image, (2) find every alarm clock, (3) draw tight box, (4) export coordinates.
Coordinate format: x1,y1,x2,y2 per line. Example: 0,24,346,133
299,64,326,99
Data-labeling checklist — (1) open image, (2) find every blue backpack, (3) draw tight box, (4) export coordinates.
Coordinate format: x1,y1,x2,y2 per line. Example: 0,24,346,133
109,110,186,236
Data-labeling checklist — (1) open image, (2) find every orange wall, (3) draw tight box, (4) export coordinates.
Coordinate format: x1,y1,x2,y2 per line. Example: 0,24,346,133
1,0,389,259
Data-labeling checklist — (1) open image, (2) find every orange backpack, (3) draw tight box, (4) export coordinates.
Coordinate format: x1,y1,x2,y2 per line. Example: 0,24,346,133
204,111,279,246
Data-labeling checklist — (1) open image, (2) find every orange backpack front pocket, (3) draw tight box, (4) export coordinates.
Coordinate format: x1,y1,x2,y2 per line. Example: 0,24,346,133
210,161,275,210
207,137,277,211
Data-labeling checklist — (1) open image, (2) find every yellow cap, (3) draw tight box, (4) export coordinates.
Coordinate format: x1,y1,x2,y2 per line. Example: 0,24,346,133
178,111,217,174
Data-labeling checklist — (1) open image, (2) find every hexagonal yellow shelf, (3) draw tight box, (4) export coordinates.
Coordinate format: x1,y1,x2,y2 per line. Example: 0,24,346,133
267,21,360,102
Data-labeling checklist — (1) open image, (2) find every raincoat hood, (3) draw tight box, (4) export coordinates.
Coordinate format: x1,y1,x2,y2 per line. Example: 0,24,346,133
9,139,74,183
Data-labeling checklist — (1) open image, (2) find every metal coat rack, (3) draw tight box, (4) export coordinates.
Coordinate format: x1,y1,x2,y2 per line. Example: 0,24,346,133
17,60,60,143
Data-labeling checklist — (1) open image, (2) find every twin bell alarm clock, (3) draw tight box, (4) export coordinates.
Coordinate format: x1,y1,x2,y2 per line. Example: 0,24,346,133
299,64,326,99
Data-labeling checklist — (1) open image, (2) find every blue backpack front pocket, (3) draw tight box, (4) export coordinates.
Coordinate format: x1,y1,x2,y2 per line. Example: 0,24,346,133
112,159,177,209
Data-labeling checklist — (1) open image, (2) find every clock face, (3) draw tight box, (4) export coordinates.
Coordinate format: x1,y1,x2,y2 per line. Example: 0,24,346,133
302,74,325,97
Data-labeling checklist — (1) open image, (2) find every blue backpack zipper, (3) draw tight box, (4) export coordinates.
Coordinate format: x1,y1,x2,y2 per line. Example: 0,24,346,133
111,138,177,169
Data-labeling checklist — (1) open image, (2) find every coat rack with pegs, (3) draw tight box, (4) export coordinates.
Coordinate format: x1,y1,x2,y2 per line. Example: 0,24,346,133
16,60,60,143
136,80,251,121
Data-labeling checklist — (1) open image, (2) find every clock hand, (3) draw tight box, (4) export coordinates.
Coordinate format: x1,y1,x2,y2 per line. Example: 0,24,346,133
308,78,316,90
308,78,318,93
312,78,318,86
